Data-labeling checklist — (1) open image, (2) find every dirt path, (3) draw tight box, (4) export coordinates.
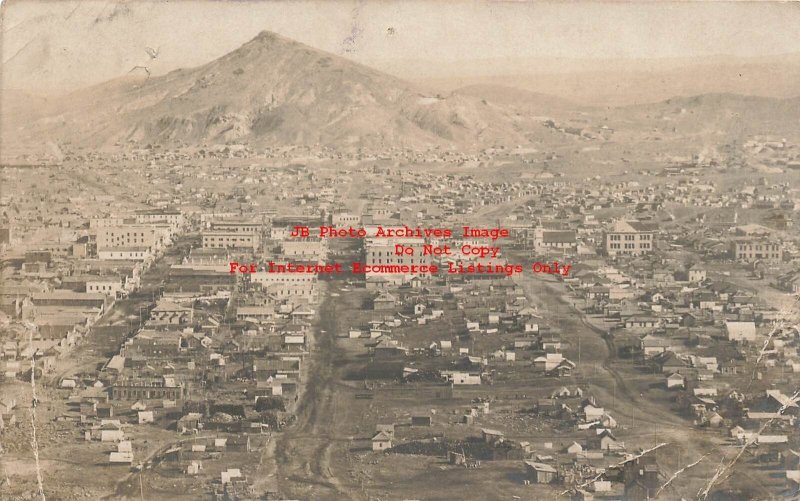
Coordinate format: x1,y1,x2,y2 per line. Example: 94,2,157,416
514,273,742,496
269,283,361,500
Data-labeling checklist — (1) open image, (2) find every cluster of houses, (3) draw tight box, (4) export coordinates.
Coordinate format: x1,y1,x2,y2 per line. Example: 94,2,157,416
1,140,798,498
0,208,189,382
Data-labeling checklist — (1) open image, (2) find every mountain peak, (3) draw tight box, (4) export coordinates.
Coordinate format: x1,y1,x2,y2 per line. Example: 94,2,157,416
250,30,290,46
241,30,310,53
5,30,532,151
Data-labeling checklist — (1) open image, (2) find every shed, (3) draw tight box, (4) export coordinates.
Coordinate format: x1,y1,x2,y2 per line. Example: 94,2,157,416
524,461,558,484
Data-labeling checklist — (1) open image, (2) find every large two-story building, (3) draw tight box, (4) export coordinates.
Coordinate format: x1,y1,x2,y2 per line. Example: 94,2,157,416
604,220,657,256
731,239,782,262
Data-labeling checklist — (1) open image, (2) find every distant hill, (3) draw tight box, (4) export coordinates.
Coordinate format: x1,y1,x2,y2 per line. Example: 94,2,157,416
611,93,800,140
416,54,800,107
2,31,538,153
4,32,800,159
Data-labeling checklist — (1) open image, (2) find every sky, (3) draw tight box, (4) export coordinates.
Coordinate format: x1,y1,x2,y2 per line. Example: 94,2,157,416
3,0,800,94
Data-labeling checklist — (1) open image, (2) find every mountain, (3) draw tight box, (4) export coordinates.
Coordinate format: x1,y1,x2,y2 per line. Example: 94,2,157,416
3,31,538,153
4,31,800,160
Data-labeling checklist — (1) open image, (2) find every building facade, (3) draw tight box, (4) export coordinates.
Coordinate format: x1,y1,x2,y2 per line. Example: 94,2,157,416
604,220,656,256
731,239,782,262
202,232,260,250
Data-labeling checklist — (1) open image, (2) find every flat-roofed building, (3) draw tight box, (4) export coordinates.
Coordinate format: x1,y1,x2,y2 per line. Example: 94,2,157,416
210,220,262,234
732,239,782,262
202,232,260,250
96,225,170,251
280,239,327,259
134,209,184,228
86,277,125,298
98,247,150,261
111,377,183,401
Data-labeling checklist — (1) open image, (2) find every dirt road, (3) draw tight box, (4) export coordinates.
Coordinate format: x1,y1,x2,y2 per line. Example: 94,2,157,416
514,273,743,498
268,282,362,500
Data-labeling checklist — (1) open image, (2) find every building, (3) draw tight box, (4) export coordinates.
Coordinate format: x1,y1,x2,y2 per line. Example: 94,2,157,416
731,239,782,262
150,301,194,325
96,225,168,250
524,461,558,484
98,247,150,261
134,209,184,228
331,213,361,226
604,220,656,256
535,228,578,253
123,330,182,357
588,429,623,451
109,452,134,464
725,321,757,342
251,271,317,288
364,237,430,286
280,239,327,259
666,373,685,389
777,272,800,293
202,231,260,250
623,456,660,500
209,220,261,234
372,431,393,451
31,291,109,312
688,264,707,283
111,377,184,400
86,277,124,298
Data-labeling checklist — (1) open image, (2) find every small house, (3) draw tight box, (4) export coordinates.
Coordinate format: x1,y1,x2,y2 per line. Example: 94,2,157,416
525,461,558,484
372,431,393,451
666,373,685,389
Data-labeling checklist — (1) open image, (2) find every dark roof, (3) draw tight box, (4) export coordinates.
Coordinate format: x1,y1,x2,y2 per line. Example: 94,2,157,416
542,231,577,243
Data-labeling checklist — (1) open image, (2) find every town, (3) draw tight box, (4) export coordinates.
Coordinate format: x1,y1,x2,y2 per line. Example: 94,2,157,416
0,135,798,500
2,6,800,500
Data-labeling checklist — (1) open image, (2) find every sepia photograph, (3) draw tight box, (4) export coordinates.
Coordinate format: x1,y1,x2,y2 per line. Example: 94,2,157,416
1,1,799,500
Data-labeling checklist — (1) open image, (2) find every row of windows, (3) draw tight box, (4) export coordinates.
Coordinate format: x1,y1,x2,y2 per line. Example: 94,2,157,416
89,284,117,291
608,242,651,250
213,227,259,232
205,236,254,242
103,232,151,237
609,233,652,241
113,389,181,399
737,244,778,251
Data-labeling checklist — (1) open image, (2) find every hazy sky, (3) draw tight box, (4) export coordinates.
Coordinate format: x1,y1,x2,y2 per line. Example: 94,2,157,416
3,0,800,93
